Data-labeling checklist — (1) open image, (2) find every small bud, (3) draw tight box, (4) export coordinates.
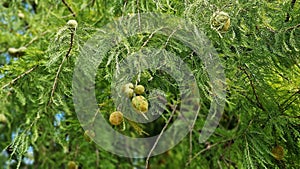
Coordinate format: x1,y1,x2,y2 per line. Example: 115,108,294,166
122,83,134,91
67,20,78,29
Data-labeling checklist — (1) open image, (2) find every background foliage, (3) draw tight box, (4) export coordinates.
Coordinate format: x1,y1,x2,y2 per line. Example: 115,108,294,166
0,0,299,168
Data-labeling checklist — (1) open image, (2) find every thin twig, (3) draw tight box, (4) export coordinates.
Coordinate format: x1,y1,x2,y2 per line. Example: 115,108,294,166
96,149,99,168
163,28,178,48
185,142,220,166
141,28,161,48
61,0,76,17
285,23,300,31
280,89,300,112
238,66,266,111
187,100,201,165
48,29,75,105
281,96,299,113
189,130,193,164
1,66,37,90
136,0,141,31
145,104,177,169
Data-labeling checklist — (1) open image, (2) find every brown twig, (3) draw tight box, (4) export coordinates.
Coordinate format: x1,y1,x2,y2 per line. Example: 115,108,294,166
61,0,76,17
48,29,75,105
145,104,177,169
1,66,37,90
185,137,236,167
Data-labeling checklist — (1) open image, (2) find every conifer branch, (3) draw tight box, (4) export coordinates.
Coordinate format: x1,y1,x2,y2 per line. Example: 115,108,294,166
48,29,75,105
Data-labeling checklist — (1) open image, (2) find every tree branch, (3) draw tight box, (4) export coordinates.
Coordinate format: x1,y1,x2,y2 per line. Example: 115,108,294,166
62,0,76,17
48,29,75,105
1,66,37,90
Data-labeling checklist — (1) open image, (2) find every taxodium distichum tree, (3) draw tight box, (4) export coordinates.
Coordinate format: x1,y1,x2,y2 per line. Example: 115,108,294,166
0,0,299,169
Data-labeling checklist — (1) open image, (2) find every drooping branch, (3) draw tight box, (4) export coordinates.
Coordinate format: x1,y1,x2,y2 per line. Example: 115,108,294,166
48,28,75,105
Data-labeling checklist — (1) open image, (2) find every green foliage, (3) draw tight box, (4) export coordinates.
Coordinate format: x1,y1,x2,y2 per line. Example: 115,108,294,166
0,0,299,168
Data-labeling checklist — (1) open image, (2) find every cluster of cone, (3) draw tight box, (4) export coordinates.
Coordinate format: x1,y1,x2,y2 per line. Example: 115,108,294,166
109,83,149,126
